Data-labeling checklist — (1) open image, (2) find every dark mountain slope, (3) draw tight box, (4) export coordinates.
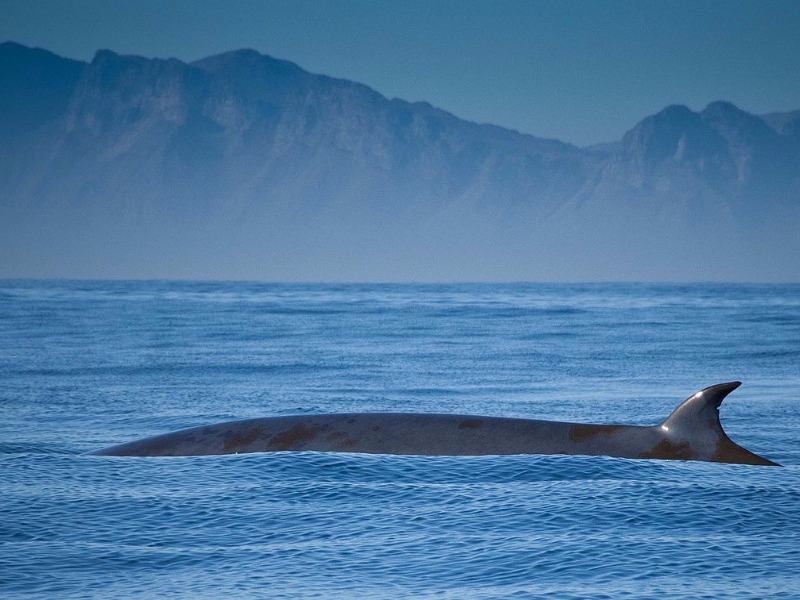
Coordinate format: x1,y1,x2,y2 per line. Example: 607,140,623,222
1,43,797,281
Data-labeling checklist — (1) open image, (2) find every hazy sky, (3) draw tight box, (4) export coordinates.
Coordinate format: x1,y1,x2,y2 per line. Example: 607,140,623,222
2,0,799,146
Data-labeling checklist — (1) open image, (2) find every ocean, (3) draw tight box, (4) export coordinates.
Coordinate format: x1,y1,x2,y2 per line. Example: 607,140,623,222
1,280,798,598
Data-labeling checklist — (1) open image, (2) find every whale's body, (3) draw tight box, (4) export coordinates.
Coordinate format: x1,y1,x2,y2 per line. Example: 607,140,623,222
90,382,779,465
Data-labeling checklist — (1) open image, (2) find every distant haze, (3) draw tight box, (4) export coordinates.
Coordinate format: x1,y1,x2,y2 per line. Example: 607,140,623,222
1,42,799,282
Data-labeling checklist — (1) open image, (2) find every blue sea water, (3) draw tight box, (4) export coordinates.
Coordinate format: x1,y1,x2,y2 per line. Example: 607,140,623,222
1,281,799,599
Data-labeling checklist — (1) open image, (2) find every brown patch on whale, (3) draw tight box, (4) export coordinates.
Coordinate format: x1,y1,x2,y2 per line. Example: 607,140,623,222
268,424,323,451
568,424,624,442
223,426,265,452
638,438,692,460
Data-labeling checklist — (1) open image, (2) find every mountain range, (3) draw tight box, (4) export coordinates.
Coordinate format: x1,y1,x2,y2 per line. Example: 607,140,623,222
1,41,798,281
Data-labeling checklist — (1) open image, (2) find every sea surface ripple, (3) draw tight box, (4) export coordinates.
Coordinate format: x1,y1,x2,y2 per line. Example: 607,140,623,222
1,281,798,598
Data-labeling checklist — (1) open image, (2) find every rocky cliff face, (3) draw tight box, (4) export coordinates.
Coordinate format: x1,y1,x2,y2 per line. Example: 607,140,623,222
1,42,798,280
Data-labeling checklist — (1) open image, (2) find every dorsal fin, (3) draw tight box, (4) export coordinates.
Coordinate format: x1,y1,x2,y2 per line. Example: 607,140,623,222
660,381,741,435
659,382,779,466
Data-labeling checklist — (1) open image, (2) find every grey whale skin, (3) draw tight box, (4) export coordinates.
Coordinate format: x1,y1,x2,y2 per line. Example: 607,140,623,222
91,382,779,465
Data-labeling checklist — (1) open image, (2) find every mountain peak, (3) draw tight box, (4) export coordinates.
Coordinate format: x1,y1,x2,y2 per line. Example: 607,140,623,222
618,104,721,166
701,98,780,148
1,43,799,281
0,42,84,136
639,104,699,127
657,104,695,118
0,40,84,69
192,47,304,77
92,48,119,61
702,100,742,115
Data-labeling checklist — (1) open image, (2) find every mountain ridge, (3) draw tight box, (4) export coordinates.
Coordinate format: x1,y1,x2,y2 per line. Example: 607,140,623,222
1,42,798,281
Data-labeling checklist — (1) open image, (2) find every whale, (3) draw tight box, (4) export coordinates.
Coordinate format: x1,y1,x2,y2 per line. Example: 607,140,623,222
90,382,779,465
